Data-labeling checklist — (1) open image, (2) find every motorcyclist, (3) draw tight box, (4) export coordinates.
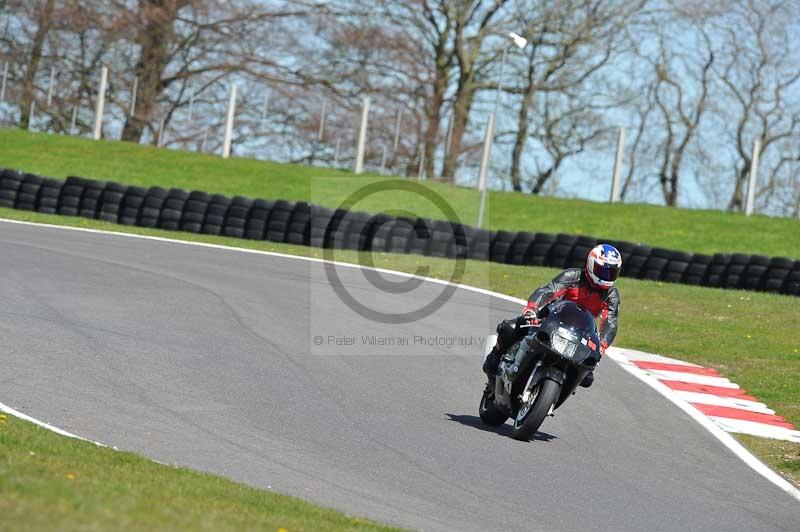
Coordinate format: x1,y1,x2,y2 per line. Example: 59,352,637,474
483,244,622,388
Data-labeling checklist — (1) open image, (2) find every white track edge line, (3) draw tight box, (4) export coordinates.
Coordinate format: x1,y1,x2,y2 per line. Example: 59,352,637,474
0,400,105,446
2,216,799,502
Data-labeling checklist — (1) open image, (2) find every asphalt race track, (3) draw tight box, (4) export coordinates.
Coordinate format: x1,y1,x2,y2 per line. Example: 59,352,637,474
2,221,798,532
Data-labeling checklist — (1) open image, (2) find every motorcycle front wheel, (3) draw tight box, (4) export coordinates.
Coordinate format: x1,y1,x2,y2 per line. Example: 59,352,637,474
510,378,561,441
478,385,508,426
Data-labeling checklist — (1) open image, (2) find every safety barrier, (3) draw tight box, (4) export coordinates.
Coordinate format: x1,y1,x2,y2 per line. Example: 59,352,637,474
1,168,798,297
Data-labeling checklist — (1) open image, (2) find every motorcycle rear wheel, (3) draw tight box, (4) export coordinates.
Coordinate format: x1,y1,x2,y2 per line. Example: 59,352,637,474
511,378,561,441
478,386,508,426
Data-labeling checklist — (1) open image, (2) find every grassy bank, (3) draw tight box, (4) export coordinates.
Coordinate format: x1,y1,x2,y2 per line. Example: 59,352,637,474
0,412,399,532
1,129,798,258
1,207,798,491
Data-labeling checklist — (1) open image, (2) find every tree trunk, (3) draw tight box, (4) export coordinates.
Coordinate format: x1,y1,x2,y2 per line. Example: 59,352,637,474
659,172,678,207
666,177,677,206
531,166,554,194
120,0,178,143
440,75,474,181
727,166,750,211
19,0,55,129
510,87,534,192
423,65,447,178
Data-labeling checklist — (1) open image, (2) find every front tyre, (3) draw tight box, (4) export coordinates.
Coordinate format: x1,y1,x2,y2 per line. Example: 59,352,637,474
479,386,508,426
511,378,561,441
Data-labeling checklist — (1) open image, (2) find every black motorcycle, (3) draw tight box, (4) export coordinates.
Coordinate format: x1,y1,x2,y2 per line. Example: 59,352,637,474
479,300,602,441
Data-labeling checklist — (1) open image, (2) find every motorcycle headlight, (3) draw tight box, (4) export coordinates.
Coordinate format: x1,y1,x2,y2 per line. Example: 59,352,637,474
551,328,578,358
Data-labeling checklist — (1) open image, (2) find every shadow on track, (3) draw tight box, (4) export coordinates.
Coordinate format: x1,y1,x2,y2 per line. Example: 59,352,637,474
444,413,558,442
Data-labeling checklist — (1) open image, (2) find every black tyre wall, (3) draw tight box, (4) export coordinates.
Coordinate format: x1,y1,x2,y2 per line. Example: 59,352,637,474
98,182,127,223
223,196,252,239
35,178,63,214
245,198,273,240
203,194,231,235
159,189,189,231
15,174,45,211
0,169,24,208
1,168,799,298
119,186,147,225
139,187,168,228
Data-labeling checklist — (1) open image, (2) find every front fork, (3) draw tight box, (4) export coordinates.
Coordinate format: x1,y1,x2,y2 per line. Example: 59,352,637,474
495,337,543,410
520,360,544,404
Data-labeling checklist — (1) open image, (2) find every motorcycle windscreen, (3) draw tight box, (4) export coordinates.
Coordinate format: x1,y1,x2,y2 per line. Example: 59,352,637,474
551,301,598,334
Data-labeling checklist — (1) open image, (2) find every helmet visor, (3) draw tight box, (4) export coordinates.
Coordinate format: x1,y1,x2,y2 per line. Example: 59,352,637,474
592,261,620,283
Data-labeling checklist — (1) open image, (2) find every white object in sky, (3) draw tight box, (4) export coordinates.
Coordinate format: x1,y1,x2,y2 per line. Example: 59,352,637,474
509,32,528,49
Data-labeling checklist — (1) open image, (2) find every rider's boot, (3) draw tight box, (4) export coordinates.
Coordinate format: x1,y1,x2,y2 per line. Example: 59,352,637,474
580,370,594,388
482,345,503,377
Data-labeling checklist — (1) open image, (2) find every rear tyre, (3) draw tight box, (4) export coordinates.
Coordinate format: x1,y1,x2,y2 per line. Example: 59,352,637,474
478,386,508,427
511,378,561,442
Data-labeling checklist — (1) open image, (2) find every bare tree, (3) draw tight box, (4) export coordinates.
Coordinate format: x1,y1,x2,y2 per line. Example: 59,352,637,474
307,2,435,172
440,0,509,181
620,84,654,201
653,29,714,206
622,4,716,207
505,0,644,192
414,1,456,178
1,1,118,133
116,0,320,143
3,0,799,219
7,0,55,129
715,0,800,212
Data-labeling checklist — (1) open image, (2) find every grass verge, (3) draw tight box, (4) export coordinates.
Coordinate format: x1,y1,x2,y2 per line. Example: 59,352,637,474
736,434,800,487
0,412,399,532
1,206,799,491
1,128,798,258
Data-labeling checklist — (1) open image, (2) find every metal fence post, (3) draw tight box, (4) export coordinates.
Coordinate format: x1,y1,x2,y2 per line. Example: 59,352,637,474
28,100,36,130
318,99,327,141
334,138,341,167
69,105,78,135
261,92,270,121
610,127,626,203
157,116,166,147
222,83,237,158
445,113,454,159
745,139,761,216
130,76,138,117
92,66,107,140
0,62,8,101
380,145,387,173
354,97,369,174
201,127,209,153
548,166,558,196
476,112,495,228
417,142,425,179
46,66,56,107
393,109,402,152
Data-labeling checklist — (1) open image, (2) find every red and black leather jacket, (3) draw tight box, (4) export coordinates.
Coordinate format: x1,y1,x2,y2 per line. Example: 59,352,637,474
525,268,620,350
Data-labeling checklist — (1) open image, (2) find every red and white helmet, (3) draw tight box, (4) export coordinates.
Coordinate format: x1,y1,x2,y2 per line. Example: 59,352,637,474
585,244,622,289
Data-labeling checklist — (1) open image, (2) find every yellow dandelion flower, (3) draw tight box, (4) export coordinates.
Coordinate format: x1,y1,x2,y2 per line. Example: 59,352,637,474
66,473,75,480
